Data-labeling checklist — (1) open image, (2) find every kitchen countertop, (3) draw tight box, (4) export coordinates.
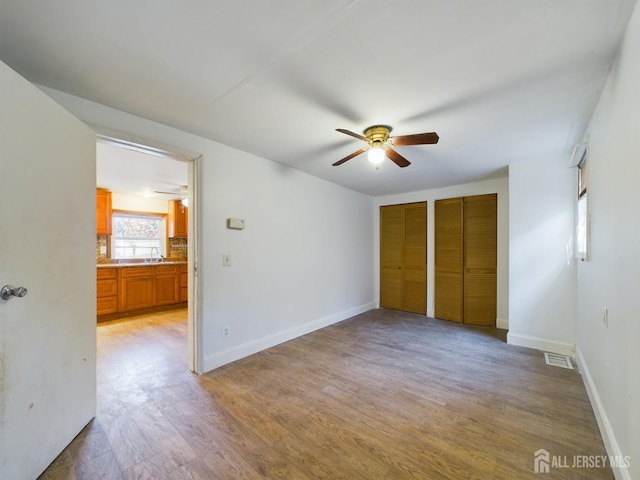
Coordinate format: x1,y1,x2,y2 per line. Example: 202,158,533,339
97,261,187,268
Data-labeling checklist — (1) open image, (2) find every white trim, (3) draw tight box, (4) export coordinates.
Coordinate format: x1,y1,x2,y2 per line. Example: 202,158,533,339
496,317,509,329
575,347,631,480
506,332,576,356
93,126,200,162
202,302,376,372
427,308,434,317
188,155,202,373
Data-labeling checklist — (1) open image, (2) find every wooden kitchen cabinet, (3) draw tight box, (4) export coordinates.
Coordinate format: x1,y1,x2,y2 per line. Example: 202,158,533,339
98,264,186,320
97,267,118,315
180,263,188,302
168,200,188,238
154,265,180,305
119,265,180,312
120,277,154,312
96,189,112,235
119,267,154,312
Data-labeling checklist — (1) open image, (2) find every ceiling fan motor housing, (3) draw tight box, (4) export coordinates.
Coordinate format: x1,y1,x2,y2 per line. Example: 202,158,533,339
364,125,392,147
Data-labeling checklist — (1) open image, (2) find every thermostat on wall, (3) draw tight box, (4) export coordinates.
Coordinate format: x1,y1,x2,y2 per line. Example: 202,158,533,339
227,218,245,230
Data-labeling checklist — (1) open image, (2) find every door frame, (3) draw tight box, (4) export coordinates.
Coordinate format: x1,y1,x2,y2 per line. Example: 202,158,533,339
95,128,202,372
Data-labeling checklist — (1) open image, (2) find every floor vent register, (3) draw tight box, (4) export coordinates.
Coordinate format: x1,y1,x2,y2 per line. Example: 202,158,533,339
544,352,574,370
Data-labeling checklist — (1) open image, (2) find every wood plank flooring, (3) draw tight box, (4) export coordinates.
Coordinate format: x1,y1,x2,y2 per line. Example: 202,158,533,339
39,309,612,479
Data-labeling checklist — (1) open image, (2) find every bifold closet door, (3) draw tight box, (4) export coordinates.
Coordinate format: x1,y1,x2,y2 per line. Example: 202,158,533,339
434,194,497,326
402,203,427,314
434,198,464,322
464,194,497,326
380,205,403,310
380,202,427,314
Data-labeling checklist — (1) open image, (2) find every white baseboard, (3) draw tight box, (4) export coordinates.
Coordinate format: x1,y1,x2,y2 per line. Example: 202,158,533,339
201,301,376,373
576,347,631,480
506,332,576,356
496,317,509,330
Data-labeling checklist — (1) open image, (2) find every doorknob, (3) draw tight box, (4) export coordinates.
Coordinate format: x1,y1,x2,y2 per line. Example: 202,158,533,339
1,285,28,300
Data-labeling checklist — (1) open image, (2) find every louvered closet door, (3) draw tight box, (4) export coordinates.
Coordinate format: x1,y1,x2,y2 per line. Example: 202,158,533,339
380,205,403,310
380,202,427,314
402,202,427,314
434,198,464,322
464,194,497,326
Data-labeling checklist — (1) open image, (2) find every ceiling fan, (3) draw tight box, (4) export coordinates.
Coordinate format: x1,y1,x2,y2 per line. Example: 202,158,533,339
153,185,188,195
333,125,439,168
153,185,189,205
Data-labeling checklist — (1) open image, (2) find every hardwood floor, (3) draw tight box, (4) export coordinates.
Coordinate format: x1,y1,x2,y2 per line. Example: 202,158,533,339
39,309,612,479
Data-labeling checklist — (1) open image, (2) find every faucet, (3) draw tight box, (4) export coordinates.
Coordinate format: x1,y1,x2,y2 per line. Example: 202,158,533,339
149,247,159,262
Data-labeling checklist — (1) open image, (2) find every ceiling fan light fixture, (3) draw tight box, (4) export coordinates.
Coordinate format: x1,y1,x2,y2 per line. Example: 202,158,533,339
333,124,438,168
368,143,385,164
180,185,188,207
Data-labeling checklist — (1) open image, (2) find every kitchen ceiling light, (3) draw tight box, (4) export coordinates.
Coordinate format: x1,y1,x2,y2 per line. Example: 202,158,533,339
368,143,385,164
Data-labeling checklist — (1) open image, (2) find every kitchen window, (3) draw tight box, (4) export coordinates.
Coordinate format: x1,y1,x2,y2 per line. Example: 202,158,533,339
111,213,166,260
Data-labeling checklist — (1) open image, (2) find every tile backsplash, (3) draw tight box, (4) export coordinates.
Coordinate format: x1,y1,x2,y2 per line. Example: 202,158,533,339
168,237,188,261
96,236,188,263
96,235,109,263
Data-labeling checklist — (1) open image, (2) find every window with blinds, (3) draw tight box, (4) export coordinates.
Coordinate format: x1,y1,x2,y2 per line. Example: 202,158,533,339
576,151,589,260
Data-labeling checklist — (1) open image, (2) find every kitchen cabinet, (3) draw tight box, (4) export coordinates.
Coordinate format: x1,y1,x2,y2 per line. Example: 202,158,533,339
119,264,180,313
98,263,186,320
168,200,188,238
97,267,118,315
120,267,154,312
154,265,180,305
96,189,112,235
180,263,188,302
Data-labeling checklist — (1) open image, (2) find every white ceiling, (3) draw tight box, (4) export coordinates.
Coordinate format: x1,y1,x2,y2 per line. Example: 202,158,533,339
96,142,188,199
1,0,637,196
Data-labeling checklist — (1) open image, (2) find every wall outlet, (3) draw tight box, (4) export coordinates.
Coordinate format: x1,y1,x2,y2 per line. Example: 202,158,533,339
222,325,230,337
222,254,231,267
603,307,608,329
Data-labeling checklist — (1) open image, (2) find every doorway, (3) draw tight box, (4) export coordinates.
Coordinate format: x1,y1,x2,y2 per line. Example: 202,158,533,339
96,133,200,372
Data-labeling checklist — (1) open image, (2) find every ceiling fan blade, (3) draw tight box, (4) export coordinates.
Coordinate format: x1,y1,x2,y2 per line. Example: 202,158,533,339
390,132,439,146
154,190,181,195
385,148,411,168
332,148,367,166
336,128,367,142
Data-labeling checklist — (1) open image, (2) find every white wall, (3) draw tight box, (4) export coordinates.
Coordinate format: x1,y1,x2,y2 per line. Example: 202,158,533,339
575,3,640,478
374,177,509,328
42,87,375,373
111,192,169,213
507,155,577,355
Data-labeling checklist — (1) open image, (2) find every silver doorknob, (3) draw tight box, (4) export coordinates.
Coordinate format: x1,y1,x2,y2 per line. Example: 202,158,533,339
1,285,28,300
